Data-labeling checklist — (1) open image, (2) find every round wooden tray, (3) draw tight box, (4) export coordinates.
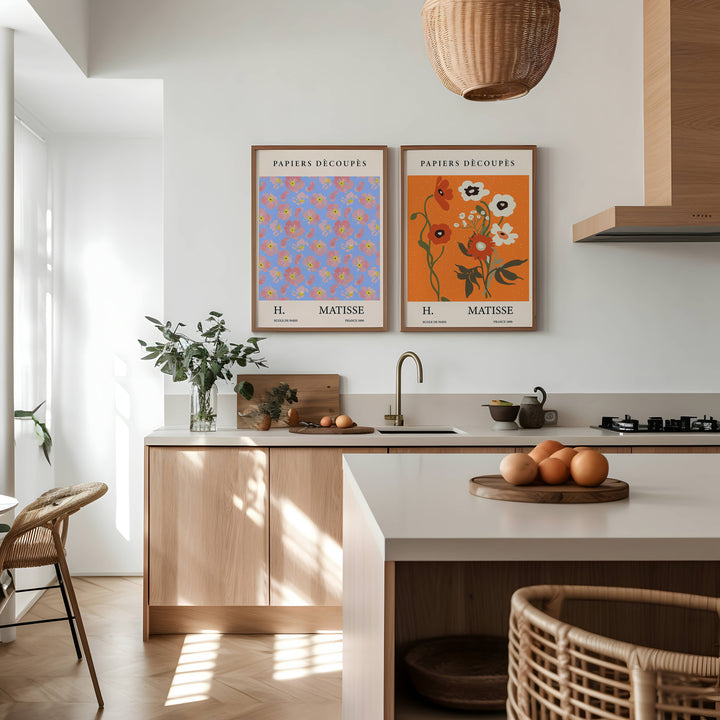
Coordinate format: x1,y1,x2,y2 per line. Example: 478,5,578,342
404,635,508,711
469,475,629,503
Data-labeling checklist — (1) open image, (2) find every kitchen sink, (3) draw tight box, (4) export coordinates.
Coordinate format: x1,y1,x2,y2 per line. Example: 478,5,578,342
375,426,464,434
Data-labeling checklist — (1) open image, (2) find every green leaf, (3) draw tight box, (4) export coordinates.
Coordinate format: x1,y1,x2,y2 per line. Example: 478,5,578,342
440,297,450,302
209,310,222,318
14,410,34,418
502,258,528,269
499,268,521,281
465,279,473,298
0,523,10,532
145,316,161,325
138,339,147,347
410,212,418,220
457,242,471,257
418,240,429,251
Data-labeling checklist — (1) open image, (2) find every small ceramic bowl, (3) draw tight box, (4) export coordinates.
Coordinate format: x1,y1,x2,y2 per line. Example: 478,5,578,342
484,404,520,422
482,404,520,431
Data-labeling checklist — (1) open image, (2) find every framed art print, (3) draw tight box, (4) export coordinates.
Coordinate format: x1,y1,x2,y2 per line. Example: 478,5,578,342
252,146,387,332
401,146,536,331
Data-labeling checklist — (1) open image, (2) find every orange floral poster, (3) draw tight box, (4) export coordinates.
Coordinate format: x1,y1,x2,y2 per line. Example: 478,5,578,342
401,146,535,331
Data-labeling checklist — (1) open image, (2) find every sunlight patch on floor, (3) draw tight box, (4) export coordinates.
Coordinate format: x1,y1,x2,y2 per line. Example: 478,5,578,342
273,633,343,680
165,633,220,706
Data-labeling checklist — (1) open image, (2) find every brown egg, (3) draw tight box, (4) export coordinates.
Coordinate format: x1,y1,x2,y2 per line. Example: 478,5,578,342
534,440,564,456
335,414,353,429
550,447,578,468
528,447,550,465
320,415,333,427
257,413,272,431
570,450,609,486
287,408,300,426
538,457,570,485
499,453,538,486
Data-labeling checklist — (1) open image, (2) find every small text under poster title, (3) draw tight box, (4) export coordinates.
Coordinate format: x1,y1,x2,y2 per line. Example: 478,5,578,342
272,159,368,168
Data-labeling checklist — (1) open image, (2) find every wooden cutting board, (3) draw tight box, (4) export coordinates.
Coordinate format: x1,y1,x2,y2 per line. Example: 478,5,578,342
289,426,375,435
237,373,340,428
469,475,629,504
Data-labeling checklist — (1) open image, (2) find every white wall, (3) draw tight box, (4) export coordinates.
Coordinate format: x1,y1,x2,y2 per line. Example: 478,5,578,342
51,135,162,573
26,0,89,74
85,0,720,399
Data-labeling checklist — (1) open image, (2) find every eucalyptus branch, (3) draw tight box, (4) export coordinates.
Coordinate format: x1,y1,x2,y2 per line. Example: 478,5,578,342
138,311,267,393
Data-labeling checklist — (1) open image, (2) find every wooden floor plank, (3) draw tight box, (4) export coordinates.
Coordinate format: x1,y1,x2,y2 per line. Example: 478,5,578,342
0,577,341,719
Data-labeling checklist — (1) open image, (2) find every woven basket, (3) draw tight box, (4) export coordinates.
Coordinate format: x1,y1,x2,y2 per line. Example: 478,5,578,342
421,0,561,101
508,585,720,720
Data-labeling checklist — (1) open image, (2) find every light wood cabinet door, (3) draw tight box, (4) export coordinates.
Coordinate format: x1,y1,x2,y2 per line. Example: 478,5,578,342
269,447,385,607
148,446,269,607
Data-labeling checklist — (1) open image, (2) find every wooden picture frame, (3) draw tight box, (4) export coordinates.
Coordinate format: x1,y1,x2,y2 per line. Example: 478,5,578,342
401,145,536,331
252,145,388,332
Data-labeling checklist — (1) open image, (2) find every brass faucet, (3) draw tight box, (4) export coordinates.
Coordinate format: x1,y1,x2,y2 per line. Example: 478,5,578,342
384,351,423,426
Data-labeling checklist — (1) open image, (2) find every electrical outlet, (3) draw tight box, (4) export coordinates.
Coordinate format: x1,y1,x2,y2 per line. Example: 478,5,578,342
544,409,558,426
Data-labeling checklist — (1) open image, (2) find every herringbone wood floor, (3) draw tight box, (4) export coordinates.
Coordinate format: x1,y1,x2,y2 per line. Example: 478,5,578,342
0,577,342,719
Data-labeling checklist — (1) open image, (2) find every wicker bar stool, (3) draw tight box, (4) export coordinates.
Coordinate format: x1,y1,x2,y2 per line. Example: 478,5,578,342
508,585,720,720
0,482,108,708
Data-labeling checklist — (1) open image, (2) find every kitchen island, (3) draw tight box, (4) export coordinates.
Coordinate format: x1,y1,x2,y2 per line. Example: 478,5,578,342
342,452,720,720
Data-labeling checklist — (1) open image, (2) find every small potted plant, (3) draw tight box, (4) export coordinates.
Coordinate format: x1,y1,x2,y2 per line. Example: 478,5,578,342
139,311,266,431
254,383,299,431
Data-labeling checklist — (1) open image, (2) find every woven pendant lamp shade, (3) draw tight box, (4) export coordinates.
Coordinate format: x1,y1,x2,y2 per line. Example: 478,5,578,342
422,0,561,101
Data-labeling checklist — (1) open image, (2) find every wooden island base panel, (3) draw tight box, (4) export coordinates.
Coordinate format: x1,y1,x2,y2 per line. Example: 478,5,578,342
343,452,720,720
147,606,341,635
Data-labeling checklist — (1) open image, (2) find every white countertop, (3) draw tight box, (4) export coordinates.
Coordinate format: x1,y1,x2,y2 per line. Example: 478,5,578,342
342,452,720,562
144,425,720,447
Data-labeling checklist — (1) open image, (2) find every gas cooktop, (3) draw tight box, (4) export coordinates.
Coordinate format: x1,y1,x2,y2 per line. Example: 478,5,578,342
594,414,720,433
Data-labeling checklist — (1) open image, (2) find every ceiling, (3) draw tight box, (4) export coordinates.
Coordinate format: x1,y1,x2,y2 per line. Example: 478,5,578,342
0,0,162,136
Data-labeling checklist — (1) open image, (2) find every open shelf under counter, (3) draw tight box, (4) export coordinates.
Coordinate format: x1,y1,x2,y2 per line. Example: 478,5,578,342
395,683,506,720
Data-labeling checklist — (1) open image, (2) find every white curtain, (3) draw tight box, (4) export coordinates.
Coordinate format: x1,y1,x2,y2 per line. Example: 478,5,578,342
14,118,51,421
13,116,53,617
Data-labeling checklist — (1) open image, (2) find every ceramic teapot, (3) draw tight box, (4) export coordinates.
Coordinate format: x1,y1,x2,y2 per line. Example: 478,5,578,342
518,386,547,429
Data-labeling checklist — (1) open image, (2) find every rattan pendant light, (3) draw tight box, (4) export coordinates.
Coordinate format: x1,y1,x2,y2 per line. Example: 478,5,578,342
421,0,561,101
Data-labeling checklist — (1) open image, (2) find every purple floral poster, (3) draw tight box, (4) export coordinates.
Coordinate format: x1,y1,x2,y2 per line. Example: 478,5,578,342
252,147,387,331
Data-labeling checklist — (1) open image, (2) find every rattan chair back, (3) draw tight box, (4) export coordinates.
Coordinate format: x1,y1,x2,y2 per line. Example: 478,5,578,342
0,482,108,571
508,584,720,720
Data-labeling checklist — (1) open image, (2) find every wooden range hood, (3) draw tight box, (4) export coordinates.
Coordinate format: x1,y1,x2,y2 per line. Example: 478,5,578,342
573,0,720,242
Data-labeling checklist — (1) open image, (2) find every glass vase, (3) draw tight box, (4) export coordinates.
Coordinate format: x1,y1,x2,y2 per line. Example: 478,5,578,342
190,384,217,432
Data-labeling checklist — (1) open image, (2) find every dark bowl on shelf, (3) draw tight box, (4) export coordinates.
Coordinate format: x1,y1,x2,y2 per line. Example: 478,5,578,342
483,404,520,423
404,634,509,711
